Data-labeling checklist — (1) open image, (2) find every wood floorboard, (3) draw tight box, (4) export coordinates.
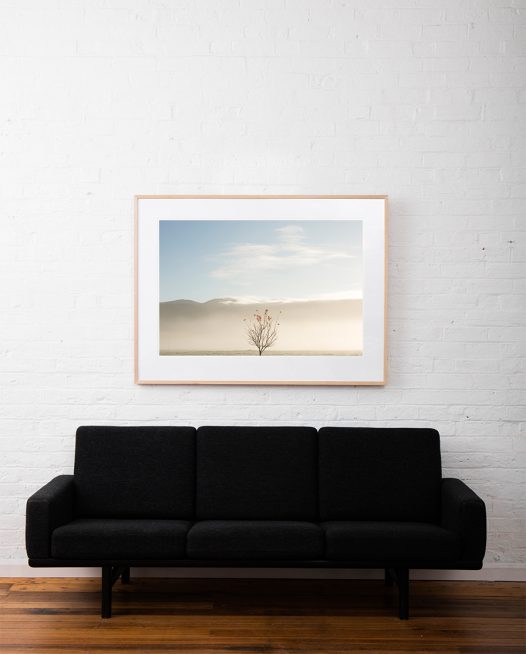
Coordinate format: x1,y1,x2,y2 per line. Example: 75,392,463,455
0,578,524,653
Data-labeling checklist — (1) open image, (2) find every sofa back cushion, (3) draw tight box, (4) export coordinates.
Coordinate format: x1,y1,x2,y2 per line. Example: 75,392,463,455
74,426,195,518
196,426,318,520
318,427,442,522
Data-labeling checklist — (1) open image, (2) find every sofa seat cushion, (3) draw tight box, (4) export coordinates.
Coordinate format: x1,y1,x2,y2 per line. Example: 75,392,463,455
323,522,460,562
51,519,190,560
187,521,324,560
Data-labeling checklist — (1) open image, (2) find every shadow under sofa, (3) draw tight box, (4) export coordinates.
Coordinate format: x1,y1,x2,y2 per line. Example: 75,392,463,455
26,425,487,619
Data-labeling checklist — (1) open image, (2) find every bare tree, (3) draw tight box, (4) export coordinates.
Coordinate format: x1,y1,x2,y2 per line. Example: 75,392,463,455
244,308,280,355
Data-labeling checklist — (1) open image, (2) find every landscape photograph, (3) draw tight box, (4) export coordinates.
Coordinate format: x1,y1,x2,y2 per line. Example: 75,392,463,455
159,219,363,356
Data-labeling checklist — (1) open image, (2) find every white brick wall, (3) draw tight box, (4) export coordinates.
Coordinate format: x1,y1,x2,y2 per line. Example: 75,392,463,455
0,0,524,579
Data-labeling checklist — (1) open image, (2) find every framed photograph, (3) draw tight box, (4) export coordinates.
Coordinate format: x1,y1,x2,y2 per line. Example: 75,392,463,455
135,195,387,385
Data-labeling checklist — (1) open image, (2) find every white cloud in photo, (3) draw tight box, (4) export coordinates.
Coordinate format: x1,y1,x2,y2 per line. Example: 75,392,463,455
210,224,354,280
274,224,305,246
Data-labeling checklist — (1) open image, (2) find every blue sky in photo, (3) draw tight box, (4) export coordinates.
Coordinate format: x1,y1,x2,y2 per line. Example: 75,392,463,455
159,220,363,303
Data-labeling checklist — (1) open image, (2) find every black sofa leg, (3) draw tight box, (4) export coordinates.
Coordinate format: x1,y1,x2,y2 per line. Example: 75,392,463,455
121,566,130,584
396,568,409,620
384,568,393,587
101,566,112,618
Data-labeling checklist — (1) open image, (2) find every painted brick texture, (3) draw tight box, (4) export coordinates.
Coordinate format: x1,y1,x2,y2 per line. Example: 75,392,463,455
0,0,524,577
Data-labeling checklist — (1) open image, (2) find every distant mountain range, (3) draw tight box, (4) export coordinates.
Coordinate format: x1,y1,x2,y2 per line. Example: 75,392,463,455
160,297,363,356
162,298,238,305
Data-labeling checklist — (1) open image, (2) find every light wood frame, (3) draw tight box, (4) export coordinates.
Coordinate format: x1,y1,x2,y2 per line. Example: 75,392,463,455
134,195,388,385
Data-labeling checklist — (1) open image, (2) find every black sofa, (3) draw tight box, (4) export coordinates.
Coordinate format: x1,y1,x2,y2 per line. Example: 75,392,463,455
26,426,486,619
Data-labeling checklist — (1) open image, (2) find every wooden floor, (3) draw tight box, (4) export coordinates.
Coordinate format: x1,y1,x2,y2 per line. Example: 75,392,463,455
0,577,524,653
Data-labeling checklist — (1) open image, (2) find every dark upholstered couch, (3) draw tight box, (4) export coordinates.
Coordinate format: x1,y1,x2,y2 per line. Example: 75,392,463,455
26,426,486,619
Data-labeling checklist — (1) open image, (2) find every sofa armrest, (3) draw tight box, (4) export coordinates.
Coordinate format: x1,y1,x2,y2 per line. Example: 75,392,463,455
441,478,486,563
26,475,75,559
